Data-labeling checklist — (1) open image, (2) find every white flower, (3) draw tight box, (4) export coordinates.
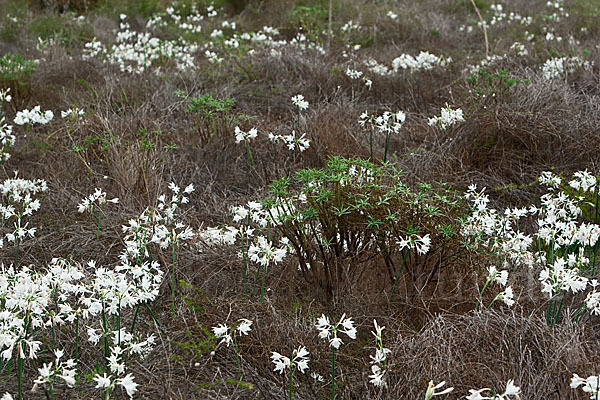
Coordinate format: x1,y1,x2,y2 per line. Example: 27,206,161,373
368,364,386,387
237,319,253,336
425,380,454,399
466,380,521,399
311,372,324,382
571,373,600,399
504,380,520,396
234,126,258,143
466,388,490,400
496,286,515,307
392,51,450,73
0,88,11,103
428,106,464,130
345,68,363,80
13,106,54,126
271,346,310,374
291,95,309,111
315,313,356,349
212,319,252,347
117,373,138,397
542,56,591,80
487,266,509,286
93,373,112,389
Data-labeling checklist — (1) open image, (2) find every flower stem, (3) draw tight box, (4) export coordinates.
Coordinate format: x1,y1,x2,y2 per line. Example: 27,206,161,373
75,314,79,368
171,240,177,317
552,290,566,326
475,278,492,312
245,139,254,167
102,304,109,369
369,126,373,161
386,250,408,313
130,303,141,334
241,234,248,295
96,206,103,241
592,182,599,274
260,263,266,303
233,334,241,371
383,132,391,163
331,347,335,400
289,361,294,400
17,348,23,400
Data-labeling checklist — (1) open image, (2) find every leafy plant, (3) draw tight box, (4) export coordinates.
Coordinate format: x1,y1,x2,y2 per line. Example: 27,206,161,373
265,157,471,302
0,53,37,103
183,93,244,144
466,68,530,99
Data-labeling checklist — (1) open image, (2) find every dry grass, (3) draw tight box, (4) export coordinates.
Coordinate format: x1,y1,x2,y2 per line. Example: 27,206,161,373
1,0,600,398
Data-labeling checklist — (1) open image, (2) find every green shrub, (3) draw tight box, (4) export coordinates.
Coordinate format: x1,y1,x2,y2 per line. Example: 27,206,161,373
29,14,94,45
0,53,37,102
182,93,248,145
265,157,472,301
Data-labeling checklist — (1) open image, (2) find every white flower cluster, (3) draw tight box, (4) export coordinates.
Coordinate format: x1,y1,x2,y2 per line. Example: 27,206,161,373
0,88,11,104
120,182,194,261
509,41,528,56
197,225,239,248
150,182,195,249
345,67,372,89
212,318,253,347
0,118,15,162
61,108,85,120
539,256,588,297
34,349,76,389
359,110,406,134
486,266,515,307
288,32,326,55
365,58,391,76
487,4,533,26
271,346,310,375
464,185,535,269
467,379,521,400
233,200,271,228
542,56,591,80
465,170,600,316
291,94,309,111
315,313,356,349
77,188,119,213
82,258,162,313
428,106,464,130
84,15,198,74
0,176,47,248
268,131,311,153
0,264,52,361
341,20,361,33
392,51,451,73
146,4,205,33
248,236,287,267
545,0,569,22
14,106,54,126
466,55,506,75
368,320,391,388
234,126,258,144
396,233,432,255
89,327,155,397
93,372,138,398
571,373,600,399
